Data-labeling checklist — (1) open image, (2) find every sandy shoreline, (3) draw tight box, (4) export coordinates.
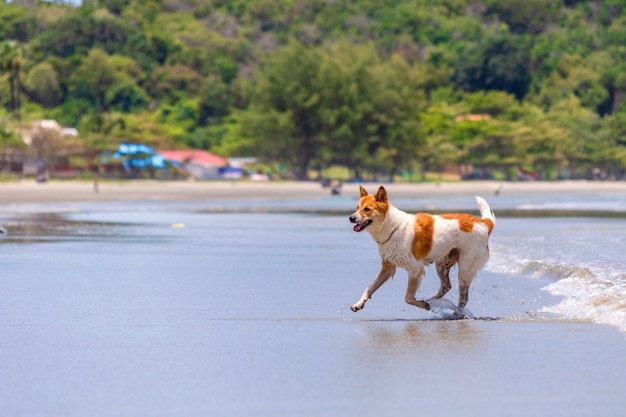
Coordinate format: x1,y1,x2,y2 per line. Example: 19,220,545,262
2,205,626,416
0,179,624,205
2,180,625,416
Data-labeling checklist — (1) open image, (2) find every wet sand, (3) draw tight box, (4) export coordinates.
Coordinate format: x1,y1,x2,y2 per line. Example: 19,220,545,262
0,179,624,205
1,181,626,416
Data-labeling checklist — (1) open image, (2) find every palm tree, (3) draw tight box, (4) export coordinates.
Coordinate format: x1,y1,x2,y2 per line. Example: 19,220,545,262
0,120,25,174
0,40,26,120
79,113,126,181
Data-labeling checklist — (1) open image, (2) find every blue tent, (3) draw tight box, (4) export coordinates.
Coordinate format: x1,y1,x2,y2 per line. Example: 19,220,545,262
115,143,156,156
112,143,176,169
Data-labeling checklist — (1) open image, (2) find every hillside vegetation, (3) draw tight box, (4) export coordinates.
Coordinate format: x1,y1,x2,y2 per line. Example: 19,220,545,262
1,0,626,180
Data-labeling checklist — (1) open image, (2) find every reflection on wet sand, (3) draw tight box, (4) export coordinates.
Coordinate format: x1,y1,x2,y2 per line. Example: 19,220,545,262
0,212,131,243
360,321,485,355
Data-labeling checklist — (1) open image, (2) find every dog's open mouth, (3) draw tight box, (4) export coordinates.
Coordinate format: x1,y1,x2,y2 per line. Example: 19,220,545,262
353,220,372,232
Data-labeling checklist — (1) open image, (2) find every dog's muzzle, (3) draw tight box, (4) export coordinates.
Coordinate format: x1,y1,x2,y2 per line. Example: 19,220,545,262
349,215,372,232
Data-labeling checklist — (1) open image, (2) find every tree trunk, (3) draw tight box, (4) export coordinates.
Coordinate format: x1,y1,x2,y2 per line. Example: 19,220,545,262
9,75,15,116
15,68,21,120
297,139,310,180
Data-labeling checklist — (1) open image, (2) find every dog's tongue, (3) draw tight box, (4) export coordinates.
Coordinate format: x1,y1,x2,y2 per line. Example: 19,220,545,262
353,224,362,232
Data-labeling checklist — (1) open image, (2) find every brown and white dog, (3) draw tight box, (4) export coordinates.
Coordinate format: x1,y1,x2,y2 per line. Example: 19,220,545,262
349,185,495,313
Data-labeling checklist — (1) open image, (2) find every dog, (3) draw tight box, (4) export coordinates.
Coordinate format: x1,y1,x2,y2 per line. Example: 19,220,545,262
349,185,495,313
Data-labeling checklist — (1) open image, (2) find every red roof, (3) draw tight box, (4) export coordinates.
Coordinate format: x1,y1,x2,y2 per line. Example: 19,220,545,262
159,150,227,166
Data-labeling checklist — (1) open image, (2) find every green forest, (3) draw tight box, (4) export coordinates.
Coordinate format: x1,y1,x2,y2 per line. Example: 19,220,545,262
1,0,626,180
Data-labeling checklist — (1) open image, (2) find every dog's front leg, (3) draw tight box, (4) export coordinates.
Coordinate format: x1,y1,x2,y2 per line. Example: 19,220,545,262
351,261,396,312
405,269,431,310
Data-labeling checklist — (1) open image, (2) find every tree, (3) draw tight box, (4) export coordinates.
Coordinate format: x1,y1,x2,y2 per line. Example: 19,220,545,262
453,29,532,99
0,119,24,173
315,40,382,179
241,39,323,180
32,12,160,70
550,96,606,178
69,48,117,110
464,119,520,179
198,74,233,126
528,55,609,112
364,53,427,179
240,38,431,180
484,0,561,34
76,112,126,178
0,3,33,42
146,64,203,105
24,61,63,107
512,109,576,179
0,40,26,120
105,81,150,112
600,110,626,179
419,104,461,179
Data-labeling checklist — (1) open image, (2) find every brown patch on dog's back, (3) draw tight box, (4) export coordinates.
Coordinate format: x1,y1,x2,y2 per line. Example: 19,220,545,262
483,218,495,234
441,214,494,234
411,213,434,260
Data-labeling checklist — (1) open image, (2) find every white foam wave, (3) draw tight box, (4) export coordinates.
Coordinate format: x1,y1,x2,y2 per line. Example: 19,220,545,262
521,261,595,281
486,244,597,281
541,272,626,332
487,245,626,332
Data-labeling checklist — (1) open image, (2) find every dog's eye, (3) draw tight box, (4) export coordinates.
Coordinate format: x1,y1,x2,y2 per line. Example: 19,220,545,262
363,207,371,212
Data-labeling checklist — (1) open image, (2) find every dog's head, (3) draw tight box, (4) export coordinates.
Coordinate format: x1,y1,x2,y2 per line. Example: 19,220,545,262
349,185,389,232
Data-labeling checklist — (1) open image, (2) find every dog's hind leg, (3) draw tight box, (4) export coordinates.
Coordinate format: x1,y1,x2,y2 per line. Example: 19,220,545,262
458,262,478,308
431,248,459,300
351,261,396,312
405,269,431,311
457,249,489,308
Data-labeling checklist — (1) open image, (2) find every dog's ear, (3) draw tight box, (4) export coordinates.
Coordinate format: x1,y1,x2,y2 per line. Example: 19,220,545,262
374,186,388,203
359,185,369,197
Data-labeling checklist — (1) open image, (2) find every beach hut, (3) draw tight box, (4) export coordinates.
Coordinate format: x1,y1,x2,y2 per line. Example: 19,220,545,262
113,143,168,169
157,150,227,179
106,143,175,178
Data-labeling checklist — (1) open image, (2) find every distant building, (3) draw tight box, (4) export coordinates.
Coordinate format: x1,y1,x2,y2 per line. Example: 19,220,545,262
228,156,258,168
158,150,228,179
19,119,80,177
21,119,77,146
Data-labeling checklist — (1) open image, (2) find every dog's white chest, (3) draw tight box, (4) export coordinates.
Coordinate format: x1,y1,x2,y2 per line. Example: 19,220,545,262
371,210,422,270
378,236,421,271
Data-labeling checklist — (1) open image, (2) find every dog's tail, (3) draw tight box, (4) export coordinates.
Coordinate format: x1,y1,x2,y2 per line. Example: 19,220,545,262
475,196,496,230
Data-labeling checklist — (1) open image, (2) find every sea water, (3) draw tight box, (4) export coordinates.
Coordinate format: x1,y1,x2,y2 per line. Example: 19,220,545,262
1,194,625,331
1,191,626,416
487,217,626,331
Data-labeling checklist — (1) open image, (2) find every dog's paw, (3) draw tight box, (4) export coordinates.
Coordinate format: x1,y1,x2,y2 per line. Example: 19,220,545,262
350,304,362,312
426,298,471,320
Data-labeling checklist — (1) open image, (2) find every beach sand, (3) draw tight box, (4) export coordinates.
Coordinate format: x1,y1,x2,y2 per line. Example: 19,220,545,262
1,180,625,416
1,179,625,205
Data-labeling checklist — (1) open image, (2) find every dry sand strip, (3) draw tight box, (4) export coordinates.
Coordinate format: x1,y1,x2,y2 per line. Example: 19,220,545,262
0,180,624,206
